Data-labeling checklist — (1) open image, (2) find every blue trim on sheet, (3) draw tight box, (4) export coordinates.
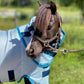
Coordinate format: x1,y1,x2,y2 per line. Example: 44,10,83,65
17,27,27,48
18,75,34,84
57,29,66,46
31,57,54,68
42,69,50,77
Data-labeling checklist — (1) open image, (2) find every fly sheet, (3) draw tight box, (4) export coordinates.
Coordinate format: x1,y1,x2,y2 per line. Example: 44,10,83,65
0,16,65,84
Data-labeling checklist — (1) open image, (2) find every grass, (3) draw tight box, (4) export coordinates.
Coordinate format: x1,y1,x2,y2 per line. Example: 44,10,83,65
49,21,84,84
0,5,84,84
58,5,81,22
0,18,30,30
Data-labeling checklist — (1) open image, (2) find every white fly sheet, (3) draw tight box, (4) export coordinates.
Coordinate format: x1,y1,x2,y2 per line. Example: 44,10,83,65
0,16,65,84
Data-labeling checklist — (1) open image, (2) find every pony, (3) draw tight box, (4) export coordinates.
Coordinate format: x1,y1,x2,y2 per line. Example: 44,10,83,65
0,1,65,84
26,1,62,59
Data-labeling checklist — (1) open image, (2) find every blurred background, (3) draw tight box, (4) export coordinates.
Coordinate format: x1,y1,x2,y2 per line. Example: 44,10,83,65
0,0,84,84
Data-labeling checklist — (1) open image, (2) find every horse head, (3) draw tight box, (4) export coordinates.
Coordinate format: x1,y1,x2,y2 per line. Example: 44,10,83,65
26,1,62,59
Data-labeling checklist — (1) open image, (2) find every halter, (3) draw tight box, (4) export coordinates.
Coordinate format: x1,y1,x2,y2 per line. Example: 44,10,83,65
34,25,61,52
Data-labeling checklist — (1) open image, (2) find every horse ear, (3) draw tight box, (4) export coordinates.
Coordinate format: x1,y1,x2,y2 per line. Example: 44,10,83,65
50,1,57,14
37,1,42,7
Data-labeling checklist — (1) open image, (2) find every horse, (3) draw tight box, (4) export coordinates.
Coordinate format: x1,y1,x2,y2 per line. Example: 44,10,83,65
0,1,65,84
25,1,64,84
26,1,62,59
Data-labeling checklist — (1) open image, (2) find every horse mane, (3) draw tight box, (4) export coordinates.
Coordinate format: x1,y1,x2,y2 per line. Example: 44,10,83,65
34,4,51,34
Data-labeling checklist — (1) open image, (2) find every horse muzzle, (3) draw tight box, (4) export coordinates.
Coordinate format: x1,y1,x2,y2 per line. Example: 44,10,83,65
26,40,43,59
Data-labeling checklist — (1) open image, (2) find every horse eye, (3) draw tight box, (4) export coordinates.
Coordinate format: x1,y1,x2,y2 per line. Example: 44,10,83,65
58,22,60,28
47,25,51,30
34,28,42,37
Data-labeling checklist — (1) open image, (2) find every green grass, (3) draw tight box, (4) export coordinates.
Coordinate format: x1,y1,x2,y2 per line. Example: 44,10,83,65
3,80,24,84
0,5,84,84
49,21,84,84
58,5,81,22
0,18,30,30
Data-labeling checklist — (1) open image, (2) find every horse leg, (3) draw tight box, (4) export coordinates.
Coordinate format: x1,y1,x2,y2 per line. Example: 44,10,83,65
24,77,31,84
0,81,3,84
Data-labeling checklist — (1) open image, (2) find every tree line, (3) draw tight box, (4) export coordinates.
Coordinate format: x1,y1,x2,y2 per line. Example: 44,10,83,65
0,0,32,6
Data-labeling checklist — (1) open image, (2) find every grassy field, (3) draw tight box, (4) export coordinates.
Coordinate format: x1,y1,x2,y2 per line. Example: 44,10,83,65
49,21,84,84
0,6,84,84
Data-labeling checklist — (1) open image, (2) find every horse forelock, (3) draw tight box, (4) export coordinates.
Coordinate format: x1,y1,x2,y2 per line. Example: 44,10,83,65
34,4,51,34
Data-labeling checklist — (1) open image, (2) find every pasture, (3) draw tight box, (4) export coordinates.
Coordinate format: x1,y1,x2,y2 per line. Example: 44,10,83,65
0,5,84,84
